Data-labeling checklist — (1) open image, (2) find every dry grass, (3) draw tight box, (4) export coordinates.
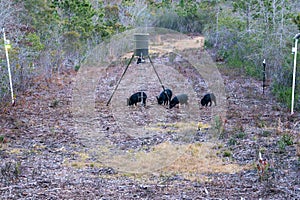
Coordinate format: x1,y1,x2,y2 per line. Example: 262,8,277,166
98,141,186,174
160,142,250,181
145,121,198,134
65,140,250,182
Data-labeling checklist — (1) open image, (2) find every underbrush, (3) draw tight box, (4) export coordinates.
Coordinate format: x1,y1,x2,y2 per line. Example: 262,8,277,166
217,56,299,112
272,83,299,110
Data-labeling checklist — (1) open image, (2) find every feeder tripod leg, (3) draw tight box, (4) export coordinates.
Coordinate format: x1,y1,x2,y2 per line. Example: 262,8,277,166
106,54,135,106
148,56,172,102
148,56,165,91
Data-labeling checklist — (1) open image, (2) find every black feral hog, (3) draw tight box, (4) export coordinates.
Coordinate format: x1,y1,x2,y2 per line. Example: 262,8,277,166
169,94,188,109
137,56,145,64
127,92,147,106
156,88,172,105
201,93,216,107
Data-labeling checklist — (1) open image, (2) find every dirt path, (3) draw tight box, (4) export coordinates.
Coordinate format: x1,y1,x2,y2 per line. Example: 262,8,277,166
70,32,226,174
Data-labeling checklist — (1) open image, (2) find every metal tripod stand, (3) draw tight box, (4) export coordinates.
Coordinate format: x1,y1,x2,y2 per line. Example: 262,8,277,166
106,54,166,106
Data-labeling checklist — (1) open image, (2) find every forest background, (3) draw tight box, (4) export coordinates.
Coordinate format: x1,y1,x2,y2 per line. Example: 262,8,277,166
0,0,300,110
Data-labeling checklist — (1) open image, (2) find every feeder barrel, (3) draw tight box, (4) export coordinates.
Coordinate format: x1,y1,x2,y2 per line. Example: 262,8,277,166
134,33,149,57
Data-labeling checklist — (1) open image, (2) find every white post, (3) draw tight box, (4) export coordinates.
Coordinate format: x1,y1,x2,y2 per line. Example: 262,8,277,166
291,33,300,115
3,28,14,105
263,59,266,94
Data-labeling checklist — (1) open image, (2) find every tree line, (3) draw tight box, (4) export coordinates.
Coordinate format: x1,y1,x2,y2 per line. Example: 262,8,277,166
0,0,299,109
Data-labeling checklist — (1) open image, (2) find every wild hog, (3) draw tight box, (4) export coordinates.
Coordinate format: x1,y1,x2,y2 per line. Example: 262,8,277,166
137,56,145,64
169,94,188,109
127,92,147,106
137,57,142,64
156,88,172,105
201,93,216,107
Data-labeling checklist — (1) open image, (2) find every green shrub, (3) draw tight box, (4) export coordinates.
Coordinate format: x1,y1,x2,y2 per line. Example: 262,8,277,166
228,137,237,146
152,0,209,34
74,65,81,72
277,134,294,152
223,151,231,157
204,39,213,49
244,64,262,79
216,49,230,61
262,130,272,137
0,135,4,143
281,134,293,146
272,84,297,109
236,132,246,139
228,132,246,146
226,52,244,68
